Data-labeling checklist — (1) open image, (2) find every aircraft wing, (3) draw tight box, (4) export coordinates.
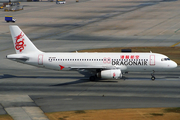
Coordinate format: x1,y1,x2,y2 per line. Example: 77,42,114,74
69,65,127,70
70,65,116,69
69,65,127,77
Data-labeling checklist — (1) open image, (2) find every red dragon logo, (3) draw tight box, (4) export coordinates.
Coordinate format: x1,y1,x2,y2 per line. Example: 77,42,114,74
15,32,26,52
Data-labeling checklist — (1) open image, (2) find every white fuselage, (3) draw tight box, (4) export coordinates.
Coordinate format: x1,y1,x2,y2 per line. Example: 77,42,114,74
17,52,177,72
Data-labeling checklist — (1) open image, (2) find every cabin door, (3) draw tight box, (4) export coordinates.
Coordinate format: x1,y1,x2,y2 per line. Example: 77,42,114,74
150,55,155,66
38,54,43,65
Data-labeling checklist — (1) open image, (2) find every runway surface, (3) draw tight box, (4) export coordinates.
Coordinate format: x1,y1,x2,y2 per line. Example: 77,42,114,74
0,0,180,119
0,67,180,114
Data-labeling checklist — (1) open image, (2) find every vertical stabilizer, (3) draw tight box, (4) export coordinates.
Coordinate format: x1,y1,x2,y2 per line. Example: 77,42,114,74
9,25,42,54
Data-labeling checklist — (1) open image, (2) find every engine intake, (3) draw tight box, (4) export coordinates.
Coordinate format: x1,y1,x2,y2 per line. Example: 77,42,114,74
97,69,122,79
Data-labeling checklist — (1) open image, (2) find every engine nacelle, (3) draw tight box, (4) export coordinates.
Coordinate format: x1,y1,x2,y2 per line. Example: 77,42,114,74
97,69,122,79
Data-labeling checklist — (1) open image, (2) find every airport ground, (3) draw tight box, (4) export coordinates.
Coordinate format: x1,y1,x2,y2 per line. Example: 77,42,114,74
0,0,180,120
46,108,180,120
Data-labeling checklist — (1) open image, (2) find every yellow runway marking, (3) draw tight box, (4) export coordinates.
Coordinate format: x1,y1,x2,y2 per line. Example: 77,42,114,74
170,41,180,47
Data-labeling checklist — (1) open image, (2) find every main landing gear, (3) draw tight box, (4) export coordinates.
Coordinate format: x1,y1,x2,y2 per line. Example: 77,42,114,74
89,76,96,81
151,70,155,81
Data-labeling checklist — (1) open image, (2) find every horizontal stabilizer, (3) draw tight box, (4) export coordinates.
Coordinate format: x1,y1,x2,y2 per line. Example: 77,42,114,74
6,54,29,61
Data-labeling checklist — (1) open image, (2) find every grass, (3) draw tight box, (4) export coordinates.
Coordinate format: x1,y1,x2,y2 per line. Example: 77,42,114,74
0,114,13,120
164,107,180,113
74,110,86,114
45,108,180,120
150,113,164,116
58,116,68,120
79,47,180,65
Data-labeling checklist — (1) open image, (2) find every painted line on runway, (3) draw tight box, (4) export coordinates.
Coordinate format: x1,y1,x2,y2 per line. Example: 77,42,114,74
75,93,180,99
170,41,180,47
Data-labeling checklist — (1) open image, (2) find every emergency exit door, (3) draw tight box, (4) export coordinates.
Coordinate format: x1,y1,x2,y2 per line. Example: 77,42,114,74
38,54,43,65
150,55,155,66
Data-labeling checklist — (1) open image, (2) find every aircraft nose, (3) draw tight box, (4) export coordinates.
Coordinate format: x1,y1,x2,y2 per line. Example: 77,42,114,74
170,61,177,68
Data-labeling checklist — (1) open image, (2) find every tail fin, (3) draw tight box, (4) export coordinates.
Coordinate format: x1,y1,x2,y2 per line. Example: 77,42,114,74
9,25,42,54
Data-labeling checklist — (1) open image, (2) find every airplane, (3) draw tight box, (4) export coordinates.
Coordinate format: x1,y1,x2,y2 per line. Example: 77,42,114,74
6,25,177,81
0,0,20,9
0,0,20,3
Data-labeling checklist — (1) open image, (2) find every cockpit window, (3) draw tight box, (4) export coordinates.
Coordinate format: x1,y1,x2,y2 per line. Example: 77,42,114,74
161,58,171,61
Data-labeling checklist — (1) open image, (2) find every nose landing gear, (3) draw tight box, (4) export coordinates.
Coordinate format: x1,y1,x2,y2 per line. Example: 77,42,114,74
151,70,155,81
151,76,155,81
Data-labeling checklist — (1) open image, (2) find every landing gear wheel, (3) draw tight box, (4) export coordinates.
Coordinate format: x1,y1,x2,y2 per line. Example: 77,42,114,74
151,70,155,81
151,76,155,81
122,76,126,80
89,76,96,81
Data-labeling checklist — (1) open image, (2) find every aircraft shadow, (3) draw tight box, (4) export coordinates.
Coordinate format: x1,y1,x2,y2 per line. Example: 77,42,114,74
1,74,175,87
0,74,91,86
0,74,81,79
50,79,90,86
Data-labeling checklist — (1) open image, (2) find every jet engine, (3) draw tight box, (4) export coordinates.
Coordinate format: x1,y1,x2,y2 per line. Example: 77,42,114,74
97,69,122,79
